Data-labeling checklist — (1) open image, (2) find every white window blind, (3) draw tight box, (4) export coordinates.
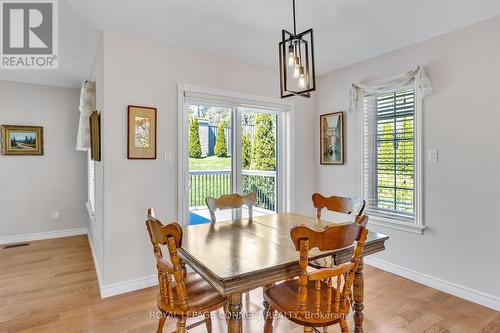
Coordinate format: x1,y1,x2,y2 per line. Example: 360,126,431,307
363,86,416,222
87,150,95,213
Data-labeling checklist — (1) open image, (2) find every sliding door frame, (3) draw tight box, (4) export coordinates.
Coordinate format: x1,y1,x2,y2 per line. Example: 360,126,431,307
177,83,294,226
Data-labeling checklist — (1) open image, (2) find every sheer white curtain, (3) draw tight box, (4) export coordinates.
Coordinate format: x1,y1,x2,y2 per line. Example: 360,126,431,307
349,66,432,113
76,80,96,151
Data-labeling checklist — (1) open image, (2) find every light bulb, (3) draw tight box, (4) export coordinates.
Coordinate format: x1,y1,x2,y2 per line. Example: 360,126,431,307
287,45,295,66
298,66,306,88
292,55,300,77
299,74,306,88
293,56,301,78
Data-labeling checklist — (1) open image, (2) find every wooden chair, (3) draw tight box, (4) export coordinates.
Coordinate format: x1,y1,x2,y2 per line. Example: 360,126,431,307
263,215,369,333
145,209,227,333
310,193,366,271
205,192,256,223
312,193,366,220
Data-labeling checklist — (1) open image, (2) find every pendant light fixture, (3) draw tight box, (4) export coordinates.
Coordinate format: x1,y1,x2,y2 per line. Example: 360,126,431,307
279,0,316,98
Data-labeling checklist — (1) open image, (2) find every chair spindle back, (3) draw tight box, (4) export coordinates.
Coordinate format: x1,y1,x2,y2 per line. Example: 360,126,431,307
290,215,369,317
145,208,188,311
205,192,256,223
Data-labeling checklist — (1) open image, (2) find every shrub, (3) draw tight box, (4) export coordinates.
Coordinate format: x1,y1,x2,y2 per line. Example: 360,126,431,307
250,114,276,171
214,122,228,157
242,132,252,169
189,117,202,158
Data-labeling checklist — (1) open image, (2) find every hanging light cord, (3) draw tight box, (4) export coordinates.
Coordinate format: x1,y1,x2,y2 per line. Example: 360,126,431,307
292,0,297,35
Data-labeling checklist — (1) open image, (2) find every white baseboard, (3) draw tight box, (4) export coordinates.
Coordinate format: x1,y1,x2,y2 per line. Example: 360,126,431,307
365,257,500,311
86,230,157,299
0,227,88,245
100,274,158,298
86,233,104,297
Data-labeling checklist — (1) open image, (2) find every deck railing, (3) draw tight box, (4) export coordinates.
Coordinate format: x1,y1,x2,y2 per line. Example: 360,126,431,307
189,170,276,211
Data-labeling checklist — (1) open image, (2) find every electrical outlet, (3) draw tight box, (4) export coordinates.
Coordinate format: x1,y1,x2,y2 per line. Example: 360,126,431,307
428,149,439,162
52,211,59,220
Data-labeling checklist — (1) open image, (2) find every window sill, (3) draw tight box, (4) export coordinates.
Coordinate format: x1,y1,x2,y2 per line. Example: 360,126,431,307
86,202,96,224
367,215,425,235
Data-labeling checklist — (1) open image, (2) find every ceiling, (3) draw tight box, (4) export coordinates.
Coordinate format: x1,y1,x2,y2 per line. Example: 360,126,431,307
2,0,500,88
0,0,99,88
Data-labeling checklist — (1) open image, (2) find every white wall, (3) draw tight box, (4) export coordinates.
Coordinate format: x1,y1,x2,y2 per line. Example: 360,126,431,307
316,16,500,305
98,32,316,287
0,81,87,240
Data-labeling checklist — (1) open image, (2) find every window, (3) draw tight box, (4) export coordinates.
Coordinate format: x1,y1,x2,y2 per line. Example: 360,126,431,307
362,85,422,229
87,150,95,215
185,103,280,225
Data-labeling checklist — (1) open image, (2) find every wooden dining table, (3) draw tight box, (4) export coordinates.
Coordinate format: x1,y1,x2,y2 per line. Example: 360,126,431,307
178,212,389,333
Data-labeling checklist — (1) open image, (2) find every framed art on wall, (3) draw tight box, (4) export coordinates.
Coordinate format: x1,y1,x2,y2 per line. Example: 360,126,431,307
0,125,44,156
127,105,157,159
89,111,101,161
320,111,344,165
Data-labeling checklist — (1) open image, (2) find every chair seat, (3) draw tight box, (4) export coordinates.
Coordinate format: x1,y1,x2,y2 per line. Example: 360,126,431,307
265,279,351,327
158,271,227,317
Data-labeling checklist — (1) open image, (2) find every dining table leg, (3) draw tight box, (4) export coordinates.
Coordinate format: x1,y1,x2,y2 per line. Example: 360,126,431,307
353,258,364,333
227,292,243,333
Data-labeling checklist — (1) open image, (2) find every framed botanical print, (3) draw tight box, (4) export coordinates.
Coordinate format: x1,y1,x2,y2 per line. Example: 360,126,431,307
89,111,101,161
127,105,157,159
0,125,44,156
320,112,344,165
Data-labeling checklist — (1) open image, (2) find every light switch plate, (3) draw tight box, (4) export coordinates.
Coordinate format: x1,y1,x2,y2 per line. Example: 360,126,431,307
428,149,438,162
164,151,173,163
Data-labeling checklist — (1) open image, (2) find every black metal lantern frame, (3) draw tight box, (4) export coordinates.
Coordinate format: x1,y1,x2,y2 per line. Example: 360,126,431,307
279,1,316,98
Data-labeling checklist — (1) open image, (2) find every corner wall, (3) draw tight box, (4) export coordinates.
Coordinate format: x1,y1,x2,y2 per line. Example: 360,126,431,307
87,33,105,287
315,17,500,307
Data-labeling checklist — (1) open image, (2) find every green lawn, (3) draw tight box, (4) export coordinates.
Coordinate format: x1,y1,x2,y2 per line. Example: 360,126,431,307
189,156,231,170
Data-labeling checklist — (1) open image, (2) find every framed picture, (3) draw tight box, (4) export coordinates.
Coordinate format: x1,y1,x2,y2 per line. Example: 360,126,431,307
89,111,101,161
0,125,44,156
320,112,344,165
127,105,157,159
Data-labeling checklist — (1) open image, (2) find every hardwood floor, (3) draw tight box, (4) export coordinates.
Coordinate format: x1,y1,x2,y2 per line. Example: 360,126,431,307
0,235,498,333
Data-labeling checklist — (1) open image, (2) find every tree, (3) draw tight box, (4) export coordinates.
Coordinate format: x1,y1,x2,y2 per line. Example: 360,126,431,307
245,114,276,210
395,118,414,213
214,123,227,157
189,117,202,158
241,132,252,169
250,114,276,171
377,122,395,210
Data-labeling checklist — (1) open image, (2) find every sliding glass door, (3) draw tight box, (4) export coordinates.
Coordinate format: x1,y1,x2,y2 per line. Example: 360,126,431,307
183,102,280,225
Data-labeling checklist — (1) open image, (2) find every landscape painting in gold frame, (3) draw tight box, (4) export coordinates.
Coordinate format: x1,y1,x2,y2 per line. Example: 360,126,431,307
320,112,344,165
0,125,44,156
127,105,157,159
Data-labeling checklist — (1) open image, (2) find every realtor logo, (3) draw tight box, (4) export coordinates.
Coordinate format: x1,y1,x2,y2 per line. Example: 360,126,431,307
1,0,58,69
